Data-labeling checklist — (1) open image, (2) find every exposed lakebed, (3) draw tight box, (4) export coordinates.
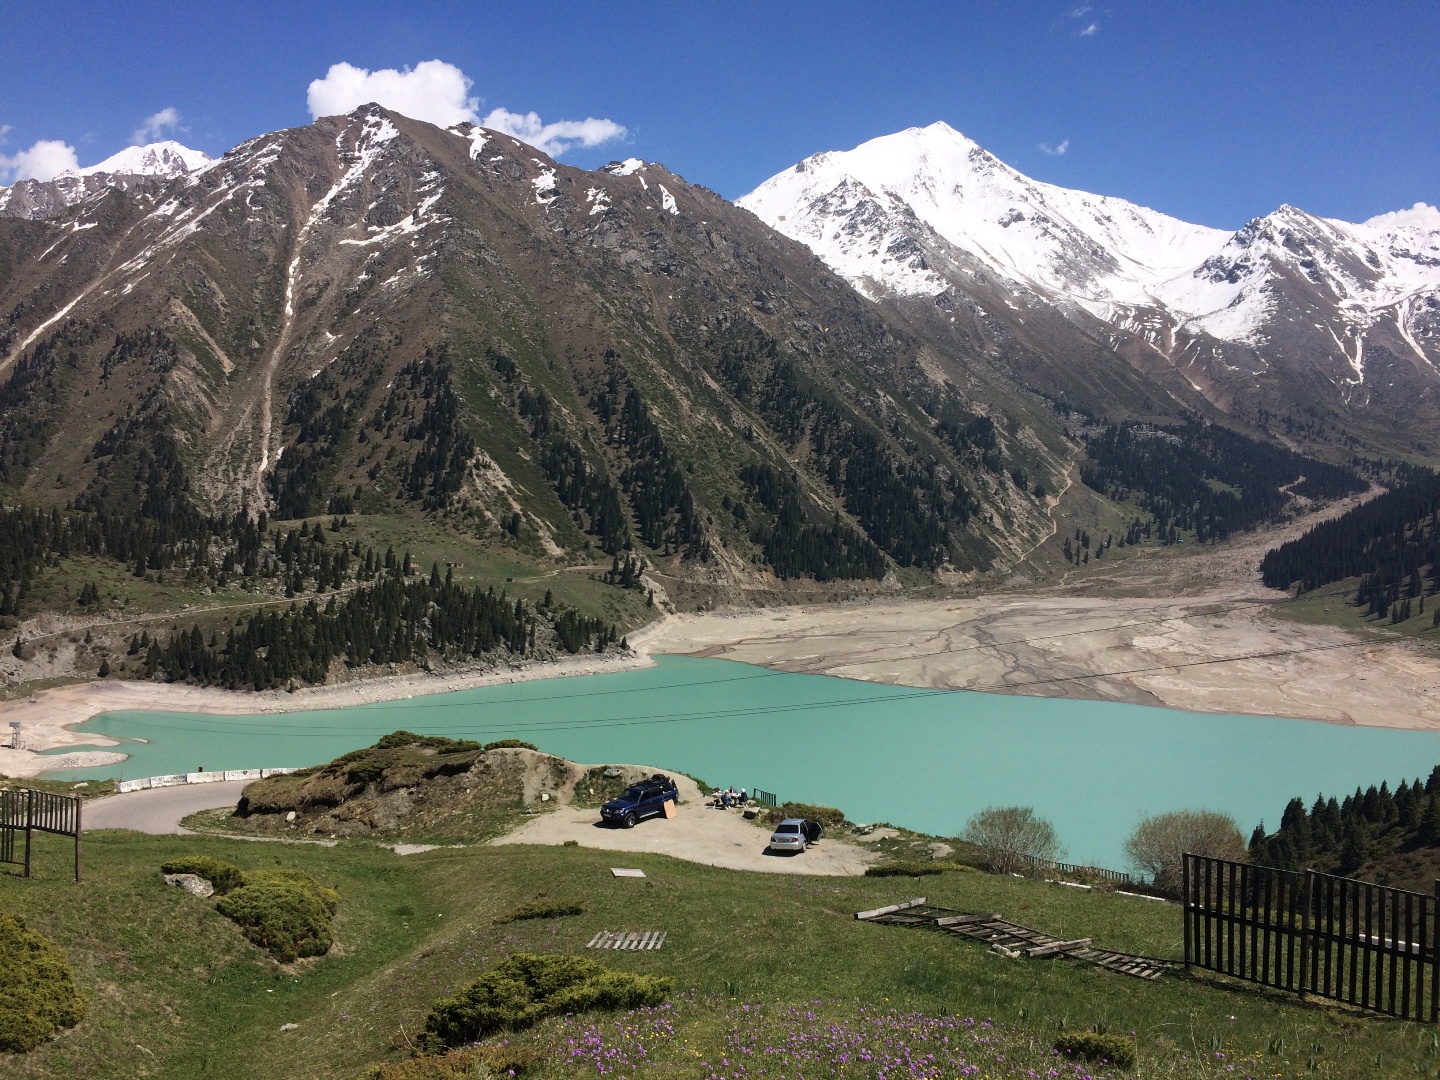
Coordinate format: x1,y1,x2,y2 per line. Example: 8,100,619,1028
49,655,1440,868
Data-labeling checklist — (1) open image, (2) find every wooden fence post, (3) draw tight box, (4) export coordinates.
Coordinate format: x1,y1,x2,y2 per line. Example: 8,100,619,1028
1432,880,1439,1025
74,797,81,884
22,787,32,879
1298,868,1314,999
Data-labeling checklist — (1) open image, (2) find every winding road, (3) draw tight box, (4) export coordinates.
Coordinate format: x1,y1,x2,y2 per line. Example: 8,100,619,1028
83,781,248,834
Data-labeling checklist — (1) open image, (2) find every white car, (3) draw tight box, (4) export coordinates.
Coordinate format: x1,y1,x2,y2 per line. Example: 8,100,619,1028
768,818,824,853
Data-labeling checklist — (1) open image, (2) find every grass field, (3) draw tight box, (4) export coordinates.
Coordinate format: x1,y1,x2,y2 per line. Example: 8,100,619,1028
5,829,1440,1078
1272,578,1440,644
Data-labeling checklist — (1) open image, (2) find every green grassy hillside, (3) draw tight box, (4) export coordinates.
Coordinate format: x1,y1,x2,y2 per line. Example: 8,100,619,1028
5,828,1437,1078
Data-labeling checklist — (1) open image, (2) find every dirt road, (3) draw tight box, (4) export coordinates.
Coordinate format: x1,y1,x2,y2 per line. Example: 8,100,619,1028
83,781,249,834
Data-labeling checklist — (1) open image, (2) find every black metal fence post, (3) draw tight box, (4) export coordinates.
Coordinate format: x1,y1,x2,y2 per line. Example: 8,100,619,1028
1182,853,1192,970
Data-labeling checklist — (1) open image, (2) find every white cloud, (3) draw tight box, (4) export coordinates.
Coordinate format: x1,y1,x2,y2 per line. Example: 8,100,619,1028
1039,139,1070,156
308,60,480,127
306,59,626,157
480,107,626,157
1079,21,1099,36
0,139,81,183
132,107,181,145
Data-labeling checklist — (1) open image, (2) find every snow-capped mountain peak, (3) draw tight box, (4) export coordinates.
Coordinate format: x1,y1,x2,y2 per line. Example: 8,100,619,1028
67,140,213,179
740,123,1440,386
0,140,213,221
740,121,1229,308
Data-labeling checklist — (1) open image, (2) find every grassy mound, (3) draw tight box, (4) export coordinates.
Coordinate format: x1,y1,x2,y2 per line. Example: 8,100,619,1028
160,855,245,894
494,899,585,924
0,913,85,1052
221,732,574,843
213,866,339,963
418,954,671,1053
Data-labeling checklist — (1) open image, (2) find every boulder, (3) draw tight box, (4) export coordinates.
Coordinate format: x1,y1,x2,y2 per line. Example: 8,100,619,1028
163,873,214,899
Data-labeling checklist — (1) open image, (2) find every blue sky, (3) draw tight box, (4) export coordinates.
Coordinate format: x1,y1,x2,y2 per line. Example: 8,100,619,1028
1,1,1435,229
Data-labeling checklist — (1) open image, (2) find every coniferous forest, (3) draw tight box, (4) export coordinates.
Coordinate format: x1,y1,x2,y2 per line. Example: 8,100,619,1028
1081,421,1365,543
1250,767,1440,887
1259,467,1440,612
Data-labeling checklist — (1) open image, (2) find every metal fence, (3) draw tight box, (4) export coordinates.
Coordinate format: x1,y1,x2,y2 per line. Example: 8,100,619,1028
1019,853,1132,885
1183,853,1438,1022
0,788,82,882
752,788,778,808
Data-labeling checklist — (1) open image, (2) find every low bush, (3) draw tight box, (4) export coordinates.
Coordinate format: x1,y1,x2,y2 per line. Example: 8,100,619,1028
483,739,538,752
375,731,483,753
864,860,946,877
159,855,245,894
214,867,338,962
418,954,671,1053
762,802,846,827
494,899,585,924
366,1042,549,1079
243,867,340,912
1054,1031,1137,1069
0,913,85,1052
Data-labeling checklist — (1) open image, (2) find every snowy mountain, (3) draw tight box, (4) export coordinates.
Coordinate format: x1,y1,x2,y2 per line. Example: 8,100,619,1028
69,140,213,179
0,140,213,220
740,123,1440,435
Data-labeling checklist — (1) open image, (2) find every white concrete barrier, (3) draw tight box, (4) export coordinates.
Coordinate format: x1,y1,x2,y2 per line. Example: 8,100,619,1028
116,767,297,794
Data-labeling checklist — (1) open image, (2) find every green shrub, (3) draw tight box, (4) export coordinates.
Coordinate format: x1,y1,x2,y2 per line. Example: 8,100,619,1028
159,855,245,894
483,739,538,752
0,913,85,1052
214,868,338,962
366,1042,549,1078
864,860,946,877
418,954,671,1053
243,867,340,913
345,758,389,785
762,802,847,827
374,731,483,753
1054,1031,1137,1069
495,899,585,924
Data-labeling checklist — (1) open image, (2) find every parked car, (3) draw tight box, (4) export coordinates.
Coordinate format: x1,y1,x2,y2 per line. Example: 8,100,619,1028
767,818,825,853
600,774,678,828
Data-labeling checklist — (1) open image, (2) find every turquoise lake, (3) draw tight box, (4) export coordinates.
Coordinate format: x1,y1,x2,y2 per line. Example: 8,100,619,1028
48,655,1440,869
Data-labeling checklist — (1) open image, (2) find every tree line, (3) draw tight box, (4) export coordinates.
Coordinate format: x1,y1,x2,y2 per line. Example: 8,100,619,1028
1249,768,1440,879
132,565,621,691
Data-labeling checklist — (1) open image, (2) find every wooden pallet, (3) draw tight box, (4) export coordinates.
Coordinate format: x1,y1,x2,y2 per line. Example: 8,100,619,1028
855,898,1174,981
587,930,667,950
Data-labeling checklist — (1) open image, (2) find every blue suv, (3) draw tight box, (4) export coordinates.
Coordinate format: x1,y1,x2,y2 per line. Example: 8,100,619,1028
600,774,678,828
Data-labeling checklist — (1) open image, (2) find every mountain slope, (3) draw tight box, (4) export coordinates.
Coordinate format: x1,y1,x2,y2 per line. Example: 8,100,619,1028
740,122,1440,455
0,105,1073,602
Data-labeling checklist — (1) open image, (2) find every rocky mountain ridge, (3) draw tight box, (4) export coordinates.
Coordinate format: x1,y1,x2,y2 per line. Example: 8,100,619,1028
0,105,1073,598
741,122,1440,448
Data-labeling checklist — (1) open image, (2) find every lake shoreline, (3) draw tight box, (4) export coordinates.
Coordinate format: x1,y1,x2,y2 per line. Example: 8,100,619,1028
0,646,661,778
7,575,1440,780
